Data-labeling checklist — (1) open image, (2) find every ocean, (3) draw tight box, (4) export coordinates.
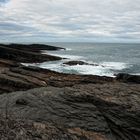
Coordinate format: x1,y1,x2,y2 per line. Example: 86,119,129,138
26,43,140,77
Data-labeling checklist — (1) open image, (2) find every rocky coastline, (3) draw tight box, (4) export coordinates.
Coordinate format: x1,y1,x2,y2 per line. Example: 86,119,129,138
0,43,140,140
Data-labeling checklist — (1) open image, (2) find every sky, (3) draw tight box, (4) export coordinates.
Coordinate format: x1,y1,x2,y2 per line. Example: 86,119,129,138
0,0,140,43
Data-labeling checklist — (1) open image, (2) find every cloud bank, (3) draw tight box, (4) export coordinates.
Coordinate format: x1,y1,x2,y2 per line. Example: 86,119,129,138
0,0,140,42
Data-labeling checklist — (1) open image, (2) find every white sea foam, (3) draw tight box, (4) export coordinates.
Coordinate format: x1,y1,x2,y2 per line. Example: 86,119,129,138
100,62,129,70
61,62,130,77
21,60,132,77
65,48,72,51
63,64,115,77
42,50,83,60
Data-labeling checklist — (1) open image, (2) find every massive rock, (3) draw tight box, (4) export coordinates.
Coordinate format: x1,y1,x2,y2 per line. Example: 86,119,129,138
0,43,65,52
0,65,114,94
0,43,139,139
116,73,140,84
0,44,62,63
0,83,140,140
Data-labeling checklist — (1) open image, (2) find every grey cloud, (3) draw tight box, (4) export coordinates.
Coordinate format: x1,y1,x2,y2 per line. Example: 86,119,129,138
0,0,140,42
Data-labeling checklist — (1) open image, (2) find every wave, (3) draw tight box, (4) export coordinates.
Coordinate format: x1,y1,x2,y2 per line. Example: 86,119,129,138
42,52,84,60
23,49,133,77
61,62,130,77
100,62,130,70
131,73,140,76
63,64,115,77
22,60,131,77
65,48,72,51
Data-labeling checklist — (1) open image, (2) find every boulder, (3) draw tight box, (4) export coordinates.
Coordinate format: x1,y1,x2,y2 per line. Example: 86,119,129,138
63,60,99,66
116,73,140,84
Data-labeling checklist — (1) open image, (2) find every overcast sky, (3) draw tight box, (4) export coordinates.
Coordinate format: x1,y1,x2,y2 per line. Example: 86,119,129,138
0,0,140,42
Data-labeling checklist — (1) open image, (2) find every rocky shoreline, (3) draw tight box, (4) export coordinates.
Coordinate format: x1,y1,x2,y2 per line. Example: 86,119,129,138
0,43,140,140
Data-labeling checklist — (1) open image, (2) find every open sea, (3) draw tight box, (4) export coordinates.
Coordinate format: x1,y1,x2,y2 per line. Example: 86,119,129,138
26,43,140,77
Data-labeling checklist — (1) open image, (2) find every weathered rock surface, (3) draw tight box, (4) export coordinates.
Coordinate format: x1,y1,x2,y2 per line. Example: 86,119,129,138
0,117,94,140
0,65,114,94
0,83,140,140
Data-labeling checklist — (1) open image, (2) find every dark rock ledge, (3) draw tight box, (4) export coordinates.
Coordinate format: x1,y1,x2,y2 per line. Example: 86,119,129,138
0,43,65,52
0,44,62,63
0,43,139,139
0,84,140,140
63,60,99,66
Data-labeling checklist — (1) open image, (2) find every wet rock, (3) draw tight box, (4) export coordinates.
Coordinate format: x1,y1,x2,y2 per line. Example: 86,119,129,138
116,73,140,84
16,98,29,106
0,43,65,52
0,64,114,94
0,43,139,139
0,45,62,63
63,60,99,66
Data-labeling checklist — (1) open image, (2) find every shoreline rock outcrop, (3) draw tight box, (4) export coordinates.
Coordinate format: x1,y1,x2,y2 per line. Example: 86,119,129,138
116,73,140,84
0,44,62,63
0,84,140,139
0,43,65,52
63,60,99,66
0,43,139,140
